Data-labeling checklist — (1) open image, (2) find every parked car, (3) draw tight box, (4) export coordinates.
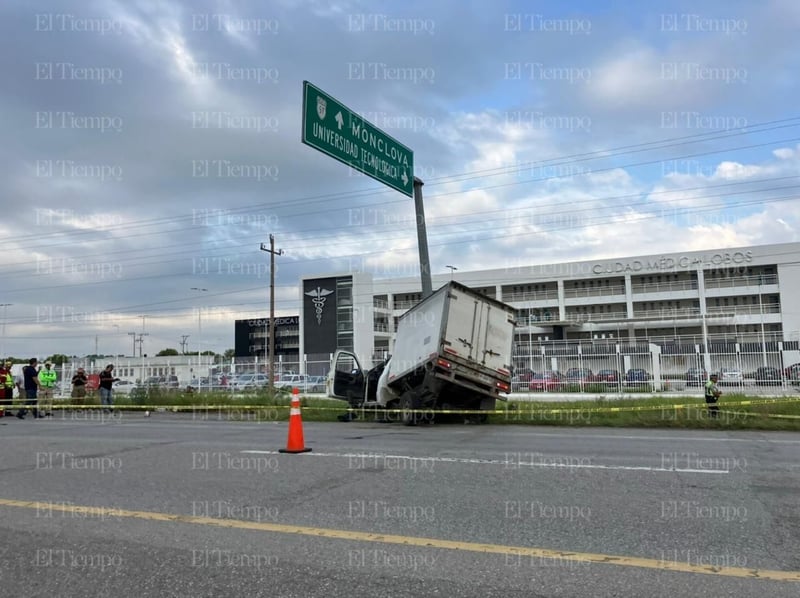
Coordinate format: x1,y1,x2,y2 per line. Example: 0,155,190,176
753,366,783,386
140,375,179,388
624,369,651,386
306,376,327,393
511,373,536,392
514,368,536,382
232,373,270,391
719,367,743,386
783,363,800,377
274,374,308,392
112,380,137,394
685,368,708,387
564,368,595,384
529,371,564,392
595,369,621,384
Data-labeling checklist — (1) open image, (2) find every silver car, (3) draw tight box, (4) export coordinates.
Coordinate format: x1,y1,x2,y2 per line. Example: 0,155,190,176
719,367,743,386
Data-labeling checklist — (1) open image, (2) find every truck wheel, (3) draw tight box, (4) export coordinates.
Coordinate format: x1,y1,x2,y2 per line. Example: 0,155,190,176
400,395,417,426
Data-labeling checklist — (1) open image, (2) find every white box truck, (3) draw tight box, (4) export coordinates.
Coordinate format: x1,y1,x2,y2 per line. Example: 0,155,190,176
328,281,516,424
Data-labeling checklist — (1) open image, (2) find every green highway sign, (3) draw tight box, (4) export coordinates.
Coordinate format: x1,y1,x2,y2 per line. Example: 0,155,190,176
302,80,414,197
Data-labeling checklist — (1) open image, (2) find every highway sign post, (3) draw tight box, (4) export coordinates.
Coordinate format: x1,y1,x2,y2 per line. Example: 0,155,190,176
301,80,414,197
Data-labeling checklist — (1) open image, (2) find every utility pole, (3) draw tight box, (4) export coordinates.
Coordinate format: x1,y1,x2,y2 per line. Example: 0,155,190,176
260,234,283,393
180,335,190,354
190,288,208,387
128,332,136,357
136,333,149,357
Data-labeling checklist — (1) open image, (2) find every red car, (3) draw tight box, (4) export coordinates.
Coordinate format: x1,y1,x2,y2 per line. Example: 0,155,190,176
529,371,564,391
565,368,596,384
783,363,800,377
595,369,621,384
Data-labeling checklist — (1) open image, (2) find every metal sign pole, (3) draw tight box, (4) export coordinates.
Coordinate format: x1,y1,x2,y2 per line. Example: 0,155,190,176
413,177,432,299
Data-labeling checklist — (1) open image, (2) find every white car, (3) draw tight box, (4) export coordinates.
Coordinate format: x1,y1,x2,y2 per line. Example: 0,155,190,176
274,374,308,392
112,380,137,394
719,368,744,386
232,374,270,391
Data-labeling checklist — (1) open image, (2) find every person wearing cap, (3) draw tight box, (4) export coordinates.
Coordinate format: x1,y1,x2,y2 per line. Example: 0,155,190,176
18,358,43,419
38,361,57,417
704,373,722,418
71,367,88,403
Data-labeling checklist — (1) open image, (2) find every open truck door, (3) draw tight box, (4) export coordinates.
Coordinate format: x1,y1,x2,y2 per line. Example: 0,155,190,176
328,350,365,406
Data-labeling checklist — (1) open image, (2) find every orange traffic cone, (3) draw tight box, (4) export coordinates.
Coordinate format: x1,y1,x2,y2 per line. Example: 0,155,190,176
279,388,312,453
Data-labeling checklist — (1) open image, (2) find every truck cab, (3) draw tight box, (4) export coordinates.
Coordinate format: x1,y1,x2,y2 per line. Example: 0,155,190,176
329,351,388,407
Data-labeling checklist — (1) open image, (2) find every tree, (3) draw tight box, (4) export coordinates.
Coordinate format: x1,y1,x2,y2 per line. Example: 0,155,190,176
223,349,235,360
45,354,70,365
156,348,180,356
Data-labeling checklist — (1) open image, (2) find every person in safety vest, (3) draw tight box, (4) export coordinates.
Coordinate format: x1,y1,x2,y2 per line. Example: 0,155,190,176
38,361,57,417
704,373,722,419
0,360,14,417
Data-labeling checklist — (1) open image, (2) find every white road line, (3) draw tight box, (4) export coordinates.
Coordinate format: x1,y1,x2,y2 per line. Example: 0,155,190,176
240,450,729,474
492,431,800,444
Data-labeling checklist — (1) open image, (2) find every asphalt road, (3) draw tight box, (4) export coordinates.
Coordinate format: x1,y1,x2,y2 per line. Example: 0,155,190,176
0,412,798,597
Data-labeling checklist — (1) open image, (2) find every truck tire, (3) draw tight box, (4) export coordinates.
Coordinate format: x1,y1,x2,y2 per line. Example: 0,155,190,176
400,395,417,426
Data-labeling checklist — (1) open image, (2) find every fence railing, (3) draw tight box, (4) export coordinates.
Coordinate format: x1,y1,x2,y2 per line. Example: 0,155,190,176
704,274,778,289
502,290,559,302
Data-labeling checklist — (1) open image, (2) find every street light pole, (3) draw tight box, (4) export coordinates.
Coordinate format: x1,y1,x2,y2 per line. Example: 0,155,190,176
445,265,457,281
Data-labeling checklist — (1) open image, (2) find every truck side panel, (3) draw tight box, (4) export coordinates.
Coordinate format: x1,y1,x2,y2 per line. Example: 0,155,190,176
385,288,447,384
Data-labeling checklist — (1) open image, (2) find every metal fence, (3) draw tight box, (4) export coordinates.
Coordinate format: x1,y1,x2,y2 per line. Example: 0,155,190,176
512,339,799,394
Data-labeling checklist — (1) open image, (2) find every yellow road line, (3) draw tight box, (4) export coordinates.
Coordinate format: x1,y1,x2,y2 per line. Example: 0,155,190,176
0,498,797,582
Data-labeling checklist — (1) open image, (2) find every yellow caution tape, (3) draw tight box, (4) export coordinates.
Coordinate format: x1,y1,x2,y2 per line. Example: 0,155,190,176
47,396,800,416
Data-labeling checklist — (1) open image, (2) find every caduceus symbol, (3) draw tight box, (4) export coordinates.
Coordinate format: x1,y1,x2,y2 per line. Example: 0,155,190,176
305,287,334,325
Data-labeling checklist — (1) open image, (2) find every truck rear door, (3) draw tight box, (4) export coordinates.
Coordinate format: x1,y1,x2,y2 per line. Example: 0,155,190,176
443,286,514,371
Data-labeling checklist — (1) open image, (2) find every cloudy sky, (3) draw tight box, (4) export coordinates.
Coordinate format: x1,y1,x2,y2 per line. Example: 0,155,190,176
1,0,799,358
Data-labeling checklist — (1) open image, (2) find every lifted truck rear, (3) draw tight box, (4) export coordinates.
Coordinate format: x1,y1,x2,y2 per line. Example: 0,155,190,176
328,281,516,424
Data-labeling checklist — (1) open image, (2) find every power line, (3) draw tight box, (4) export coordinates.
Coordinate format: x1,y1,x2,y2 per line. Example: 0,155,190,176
2,179,798,292
3,116,798,254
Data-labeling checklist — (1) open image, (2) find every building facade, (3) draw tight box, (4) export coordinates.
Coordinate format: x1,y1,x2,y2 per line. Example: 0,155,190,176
298,242,800,371
233,315,300,361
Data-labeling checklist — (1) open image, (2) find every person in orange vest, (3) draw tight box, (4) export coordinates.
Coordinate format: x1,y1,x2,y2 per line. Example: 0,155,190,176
0,360,14,417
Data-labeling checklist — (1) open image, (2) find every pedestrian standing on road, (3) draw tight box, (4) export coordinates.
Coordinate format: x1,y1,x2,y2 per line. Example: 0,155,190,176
18,358,43,419
705,373,722,419
0,360,14,417
71,368,88,402
99,364,120,414
38,361,57,417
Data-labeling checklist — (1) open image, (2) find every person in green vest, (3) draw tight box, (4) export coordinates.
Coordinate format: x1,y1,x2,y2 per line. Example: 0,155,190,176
38,361,57,417
704,373,722,419
0,360,14,416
